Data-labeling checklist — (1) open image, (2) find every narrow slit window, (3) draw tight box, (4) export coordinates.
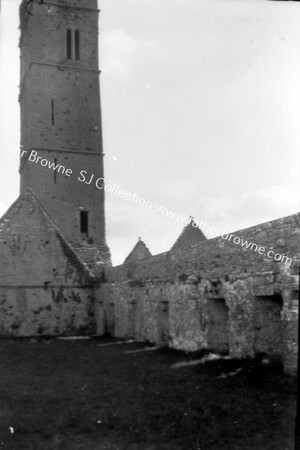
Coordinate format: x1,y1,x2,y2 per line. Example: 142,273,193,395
51,99,54,126
66,29,72,59
80,211,88,235
75,29,80,60
54,158,57,184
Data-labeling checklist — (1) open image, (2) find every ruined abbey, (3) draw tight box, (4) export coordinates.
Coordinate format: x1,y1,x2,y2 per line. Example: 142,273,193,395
0,0,298,376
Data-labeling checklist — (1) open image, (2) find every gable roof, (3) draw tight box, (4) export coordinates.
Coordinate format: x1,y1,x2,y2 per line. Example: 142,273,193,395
171,218,207,251
123,237,152,264
0,188,97,285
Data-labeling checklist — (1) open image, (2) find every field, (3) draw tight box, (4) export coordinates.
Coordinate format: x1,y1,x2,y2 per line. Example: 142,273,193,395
0,338,296,450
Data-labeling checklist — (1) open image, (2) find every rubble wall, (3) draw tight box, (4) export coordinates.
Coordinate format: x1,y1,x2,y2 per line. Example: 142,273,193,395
96,213,300,374
0,191,97,336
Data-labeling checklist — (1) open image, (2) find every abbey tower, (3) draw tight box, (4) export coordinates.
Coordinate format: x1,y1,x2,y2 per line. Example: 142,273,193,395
19,0,110,267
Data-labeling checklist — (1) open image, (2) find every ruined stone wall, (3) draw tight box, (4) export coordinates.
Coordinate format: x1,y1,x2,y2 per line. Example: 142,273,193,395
97,213,299,374
0,287,95,336
0,191,97,336
108,212,299,282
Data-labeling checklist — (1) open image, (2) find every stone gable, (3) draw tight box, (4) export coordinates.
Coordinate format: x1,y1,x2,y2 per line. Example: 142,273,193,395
0,189,98,336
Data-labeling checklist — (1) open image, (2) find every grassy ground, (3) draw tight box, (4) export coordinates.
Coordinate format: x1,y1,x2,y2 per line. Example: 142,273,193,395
0,338,296,450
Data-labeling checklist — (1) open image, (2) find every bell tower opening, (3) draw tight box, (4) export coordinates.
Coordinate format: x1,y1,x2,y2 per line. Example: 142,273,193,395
75,29,80,61
66,28,72,60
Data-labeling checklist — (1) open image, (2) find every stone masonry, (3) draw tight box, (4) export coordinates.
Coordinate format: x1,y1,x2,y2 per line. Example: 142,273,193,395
97,215,299,375
0,1,298,378
0,0,108,337
0,189,98,336
19,0,110,267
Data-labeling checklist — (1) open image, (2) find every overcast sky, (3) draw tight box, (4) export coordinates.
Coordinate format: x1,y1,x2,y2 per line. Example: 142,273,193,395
0,0,300,265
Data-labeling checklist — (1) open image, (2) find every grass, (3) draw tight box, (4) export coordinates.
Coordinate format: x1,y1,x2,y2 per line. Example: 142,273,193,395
0,338,296,450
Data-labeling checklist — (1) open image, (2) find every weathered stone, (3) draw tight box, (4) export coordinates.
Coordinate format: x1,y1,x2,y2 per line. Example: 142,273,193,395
0,190,97,336
97,213,299,374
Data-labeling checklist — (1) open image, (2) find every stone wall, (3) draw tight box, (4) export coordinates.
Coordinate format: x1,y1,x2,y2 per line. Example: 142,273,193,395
0,190,98,336
19,0,109,258
97,213,300,374
0,286,95,336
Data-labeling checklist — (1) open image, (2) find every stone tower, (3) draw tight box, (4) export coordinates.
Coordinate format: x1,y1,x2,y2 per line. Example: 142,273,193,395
19,0,110,267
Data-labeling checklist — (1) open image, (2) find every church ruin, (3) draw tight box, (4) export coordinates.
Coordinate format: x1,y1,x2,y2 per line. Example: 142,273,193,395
0,0,298,375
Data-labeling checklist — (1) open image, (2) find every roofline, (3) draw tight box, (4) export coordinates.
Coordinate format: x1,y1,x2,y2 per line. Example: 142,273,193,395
0,188,97,283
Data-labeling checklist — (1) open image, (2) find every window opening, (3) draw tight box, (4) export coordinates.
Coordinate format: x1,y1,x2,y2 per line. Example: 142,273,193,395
80,211,89,236
54,158,57,184
66,29,72,59
75,29,80,60
51,99,55,126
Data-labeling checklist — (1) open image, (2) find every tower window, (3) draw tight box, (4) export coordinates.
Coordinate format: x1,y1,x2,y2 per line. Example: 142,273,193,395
66,29,72,59
54,158,57,184
51,99,55,126
80,211,89,236
75,29,80,60
66,29,80,61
